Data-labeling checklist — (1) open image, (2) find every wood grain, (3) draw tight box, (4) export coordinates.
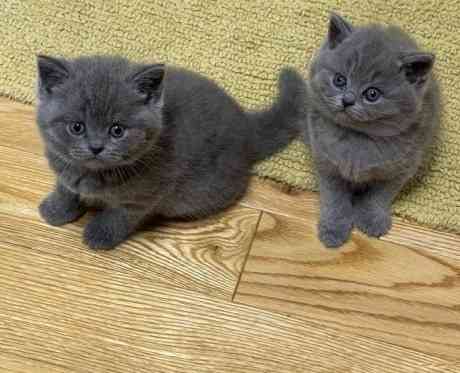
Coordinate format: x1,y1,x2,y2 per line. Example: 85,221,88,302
0,204,260,300
0,354,74,373
0,236,457,373
234,211,460,360
241,178,460,260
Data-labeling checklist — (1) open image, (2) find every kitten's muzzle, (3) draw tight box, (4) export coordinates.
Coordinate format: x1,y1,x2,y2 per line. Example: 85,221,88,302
342,92,356,107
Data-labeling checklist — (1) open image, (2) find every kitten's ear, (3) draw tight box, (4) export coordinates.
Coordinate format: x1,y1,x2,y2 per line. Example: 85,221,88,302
131,64,165,103
37,55,69,93
400,53,435,84
328,13,354,49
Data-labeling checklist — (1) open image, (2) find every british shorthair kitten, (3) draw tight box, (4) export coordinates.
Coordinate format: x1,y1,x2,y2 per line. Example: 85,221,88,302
302,14,440,248
37,55,306,249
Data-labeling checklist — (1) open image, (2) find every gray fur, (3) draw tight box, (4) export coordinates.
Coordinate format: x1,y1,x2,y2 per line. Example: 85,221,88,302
301,14,440,248
36,55,306,249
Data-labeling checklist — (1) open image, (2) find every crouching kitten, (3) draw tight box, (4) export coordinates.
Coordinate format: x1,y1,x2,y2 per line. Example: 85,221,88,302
37,55,306,249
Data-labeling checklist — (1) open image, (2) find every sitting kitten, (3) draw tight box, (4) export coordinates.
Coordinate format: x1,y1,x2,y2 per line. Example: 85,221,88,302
302,14,440,248
37,55,306,249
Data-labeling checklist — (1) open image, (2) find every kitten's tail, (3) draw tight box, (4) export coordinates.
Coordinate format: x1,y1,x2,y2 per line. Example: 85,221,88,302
247,67,306,163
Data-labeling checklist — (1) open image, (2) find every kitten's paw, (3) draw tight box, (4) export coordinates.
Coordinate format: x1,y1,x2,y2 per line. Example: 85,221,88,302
318,219,352,249
83,210,130,250
354,203,392,238
39,192,85,226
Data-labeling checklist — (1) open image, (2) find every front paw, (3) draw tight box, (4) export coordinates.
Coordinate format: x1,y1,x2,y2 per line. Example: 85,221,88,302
83,210,130,250
318,216,353,249
39,192,85,226
354,202,392,238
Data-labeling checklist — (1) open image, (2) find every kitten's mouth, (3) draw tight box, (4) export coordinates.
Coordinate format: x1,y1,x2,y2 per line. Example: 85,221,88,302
83,156,130,170
337,110,356,123
337,109,367,125
334,111,373,135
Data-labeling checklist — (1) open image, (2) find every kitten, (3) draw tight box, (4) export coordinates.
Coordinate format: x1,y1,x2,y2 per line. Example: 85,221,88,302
36,55,306,249
302,13,440,248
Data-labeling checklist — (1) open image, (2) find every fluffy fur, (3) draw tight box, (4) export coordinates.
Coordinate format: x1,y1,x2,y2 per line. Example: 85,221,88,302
301,14,440,248
36,55,306,249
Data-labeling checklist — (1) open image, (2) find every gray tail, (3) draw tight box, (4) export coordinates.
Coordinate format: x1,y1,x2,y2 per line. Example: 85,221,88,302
247,67,307,163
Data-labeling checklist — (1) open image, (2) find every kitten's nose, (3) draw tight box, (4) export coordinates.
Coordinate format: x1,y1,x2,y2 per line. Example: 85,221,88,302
89,146,104,155
342,92,356,107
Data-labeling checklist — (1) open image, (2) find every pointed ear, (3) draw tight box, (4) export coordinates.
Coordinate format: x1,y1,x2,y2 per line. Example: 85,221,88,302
400,53,435,84
328,13,354,49
131,64,165,103
37,55,69,93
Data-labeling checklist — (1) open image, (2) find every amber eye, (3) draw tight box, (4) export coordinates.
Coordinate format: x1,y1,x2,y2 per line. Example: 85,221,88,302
363,87,382,102
68,122,85,136
333,73,347,88
109,124,125,138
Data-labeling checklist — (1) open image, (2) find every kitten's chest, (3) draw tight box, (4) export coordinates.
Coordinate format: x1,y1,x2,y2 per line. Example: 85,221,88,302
61,168,159,206
308,113,412,182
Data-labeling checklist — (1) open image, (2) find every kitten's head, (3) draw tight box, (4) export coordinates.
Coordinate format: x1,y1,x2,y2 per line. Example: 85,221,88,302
36,55,165,170
309,13,435,136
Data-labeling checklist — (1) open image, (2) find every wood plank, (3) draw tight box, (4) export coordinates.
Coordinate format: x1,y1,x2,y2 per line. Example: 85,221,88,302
0,236,457,373
0,143,260,299
234,211,460,360
0,206,259,300
241,178,460,260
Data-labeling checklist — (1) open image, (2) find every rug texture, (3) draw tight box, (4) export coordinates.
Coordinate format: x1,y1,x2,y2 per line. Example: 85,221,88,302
1,1,459,232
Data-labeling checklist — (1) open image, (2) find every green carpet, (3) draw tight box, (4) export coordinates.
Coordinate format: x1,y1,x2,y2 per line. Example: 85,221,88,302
1,1,459,233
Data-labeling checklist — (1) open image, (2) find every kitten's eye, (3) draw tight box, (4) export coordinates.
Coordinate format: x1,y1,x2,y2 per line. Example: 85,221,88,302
68,122,85,136
363,87,382,102
333,73,347,88
109,124,125,138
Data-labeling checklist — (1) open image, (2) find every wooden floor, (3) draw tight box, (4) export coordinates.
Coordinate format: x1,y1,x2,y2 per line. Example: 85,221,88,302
0,97,459,373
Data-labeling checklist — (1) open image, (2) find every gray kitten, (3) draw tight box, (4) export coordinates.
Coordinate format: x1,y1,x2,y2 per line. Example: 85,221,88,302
36,55,306,249
302,14,440,248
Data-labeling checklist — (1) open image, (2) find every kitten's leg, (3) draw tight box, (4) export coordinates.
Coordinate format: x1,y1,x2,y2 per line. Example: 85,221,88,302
317,173,353,249
353,176,408,238
39,183,86,226
83,206,148,250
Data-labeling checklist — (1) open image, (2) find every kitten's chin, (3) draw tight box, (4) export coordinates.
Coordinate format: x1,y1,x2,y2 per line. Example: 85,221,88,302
336,111,357,124
82,157,139,171
334,112,366,130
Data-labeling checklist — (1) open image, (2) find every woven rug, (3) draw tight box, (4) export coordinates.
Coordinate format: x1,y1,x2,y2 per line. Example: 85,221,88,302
1,1,459,233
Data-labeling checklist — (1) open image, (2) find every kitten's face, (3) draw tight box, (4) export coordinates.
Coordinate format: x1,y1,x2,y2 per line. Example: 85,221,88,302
36,56,165,170
310,14,434,136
